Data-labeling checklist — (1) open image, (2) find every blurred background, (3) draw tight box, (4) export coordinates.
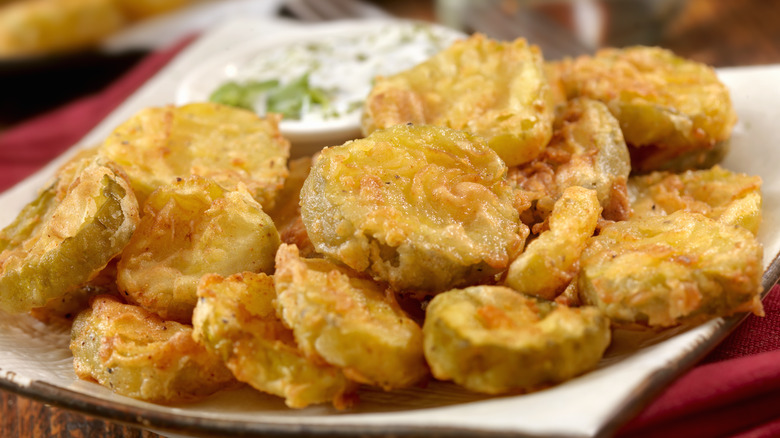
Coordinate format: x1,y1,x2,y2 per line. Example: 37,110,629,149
0,0,778,130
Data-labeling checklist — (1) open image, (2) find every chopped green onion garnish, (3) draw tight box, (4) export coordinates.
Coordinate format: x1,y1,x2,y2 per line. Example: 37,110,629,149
209,79,279,111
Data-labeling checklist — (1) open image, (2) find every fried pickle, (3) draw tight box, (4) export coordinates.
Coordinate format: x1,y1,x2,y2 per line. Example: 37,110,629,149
629,165,762,235
0,156,138,314
99,102,290,209
505,186,601,300
117,176,280,323
301,124,527,292
0,0,126,57
70,295,237,403
362,33,554,167
508,98,631,225
423,285,610,394
30,259,120,324
266,156,316,258
555,46,737,172
273,244,429,391
578,210,764,327
192,271,357,409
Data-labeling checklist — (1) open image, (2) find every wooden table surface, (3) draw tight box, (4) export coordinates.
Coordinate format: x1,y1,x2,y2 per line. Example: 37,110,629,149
2,0,779,437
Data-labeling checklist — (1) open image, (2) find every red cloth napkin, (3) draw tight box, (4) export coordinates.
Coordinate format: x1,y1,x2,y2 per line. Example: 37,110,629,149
619,285,780,438
1,35,779,438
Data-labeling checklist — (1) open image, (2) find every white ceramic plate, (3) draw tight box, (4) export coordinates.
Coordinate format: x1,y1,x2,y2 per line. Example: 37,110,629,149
175,19,465,155
1,17,779,438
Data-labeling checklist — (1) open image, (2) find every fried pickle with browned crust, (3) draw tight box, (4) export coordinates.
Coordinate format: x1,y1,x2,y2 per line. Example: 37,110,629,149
117,176,280,323
508,98,631,226
423,285,610,394
99,102,289,209
578,210,763,327
505,186,601,300
301,124,527,292
363,33,554,167
555,46,737,173
71,295,237,403
629,165,762,235
193,271,357,409
0,155,138,314
274,244,429,391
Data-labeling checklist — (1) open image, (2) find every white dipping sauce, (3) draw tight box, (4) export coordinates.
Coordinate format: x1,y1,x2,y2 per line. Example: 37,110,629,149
224,21,464,122
177,20,466,152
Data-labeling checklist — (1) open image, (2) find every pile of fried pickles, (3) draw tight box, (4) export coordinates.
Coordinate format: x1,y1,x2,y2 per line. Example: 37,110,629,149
0,34,765,409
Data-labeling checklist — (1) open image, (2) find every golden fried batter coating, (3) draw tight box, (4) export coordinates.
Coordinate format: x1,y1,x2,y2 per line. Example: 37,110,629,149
508,98,631,225
301,124,527,292
363,33,554,167
99,102,290,209
0,0,126,57
117,176,280,323
578,210,764,327
113,0,191,20
505,186,601,300
192,272,357,409
629,165,762,235
0,156,138,314
267,156,316,258
556,46,737,172
423,286,610,394
70,295,237,403
30,259,120,324
273,244,429,391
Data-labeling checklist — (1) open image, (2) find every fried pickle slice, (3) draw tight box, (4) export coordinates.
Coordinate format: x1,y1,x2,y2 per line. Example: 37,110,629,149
0,0,126,57
70,295,236,403
117,176,280,323
423,285,610,394
505,186,601,300
99,102,290,209
30,259,120,324
267,156,316,258
192,271,357,409
578,210,764,327
629,165,762,235
0,156,139,314
273,244,429,391
301,124,527,292
555,46,737,172
362,33,554,167
508,98,631,225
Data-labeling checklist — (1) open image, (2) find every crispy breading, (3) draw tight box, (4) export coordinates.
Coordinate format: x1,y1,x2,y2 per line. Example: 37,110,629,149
192,272,357,409
30,259,120,324
362,33,554,167
423,285,610,394
267,156,316,258
70,295,237,403
273,244,429,391
301,124,527,292
578,210,764,327
629,165,762,235
0,155,138,314
0,0,126,57
99,102,290,209
555,46,737,172
505,186,601,300
117,176,280,323
508,98,631,225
